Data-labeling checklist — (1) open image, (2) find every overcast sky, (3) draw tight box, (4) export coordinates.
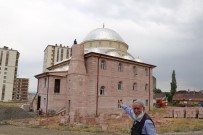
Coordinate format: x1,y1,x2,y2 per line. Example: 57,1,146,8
0,0,203,93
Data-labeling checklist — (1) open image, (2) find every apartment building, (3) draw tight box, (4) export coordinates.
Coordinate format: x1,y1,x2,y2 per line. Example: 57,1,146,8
13,78,29,101
43,44,71,72
0,46,19,101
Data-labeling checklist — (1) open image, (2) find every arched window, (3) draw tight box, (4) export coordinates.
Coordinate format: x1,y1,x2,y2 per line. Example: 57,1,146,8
100,86,105,95
133,66,137,76
118,63,123,72
145,99,148,106
133,83,137,91
118,81,122,90
145,83,148,91
100,60,106,70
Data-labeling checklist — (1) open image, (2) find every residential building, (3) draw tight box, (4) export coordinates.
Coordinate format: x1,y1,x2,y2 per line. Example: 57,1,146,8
0,46,19,101
43,44,71,72
35,27,156,123
173,90,203,106
13,78,29,101
28,92,36,101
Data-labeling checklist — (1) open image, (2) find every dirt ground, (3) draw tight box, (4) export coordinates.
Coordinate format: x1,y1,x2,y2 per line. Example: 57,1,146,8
0,125,120,135
1,106,203,135
1,125,203,135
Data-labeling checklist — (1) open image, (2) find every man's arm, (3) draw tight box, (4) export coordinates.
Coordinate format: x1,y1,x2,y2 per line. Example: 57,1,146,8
120,103,135,120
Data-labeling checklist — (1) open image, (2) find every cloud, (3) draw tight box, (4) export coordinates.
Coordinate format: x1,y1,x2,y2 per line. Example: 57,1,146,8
0,0,202,92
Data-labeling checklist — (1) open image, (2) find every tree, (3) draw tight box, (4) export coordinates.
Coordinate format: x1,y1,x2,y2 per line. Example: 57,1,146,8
153,88,162,93
165,92,172,102
170,70,177,97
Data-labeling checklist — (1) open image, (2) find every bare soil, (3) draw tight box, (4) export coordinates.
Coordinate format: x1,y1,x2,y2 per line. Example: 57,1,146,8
1,106,203,135
1,125,203,135
0,125,120,135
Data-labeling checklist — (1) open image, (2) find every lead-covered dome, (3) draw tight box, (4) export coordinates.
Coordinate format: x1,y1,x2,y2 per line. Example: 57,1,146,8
83,28,124,42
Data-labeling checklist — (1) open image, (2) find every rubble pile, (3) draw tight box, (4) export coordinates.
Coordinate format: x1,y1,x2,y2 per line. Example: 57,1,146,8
0,107,35,121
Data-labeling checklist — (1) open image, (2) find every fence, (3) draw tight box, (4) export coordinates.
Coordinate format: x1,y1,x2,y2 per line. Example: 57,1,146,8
164,107,203,118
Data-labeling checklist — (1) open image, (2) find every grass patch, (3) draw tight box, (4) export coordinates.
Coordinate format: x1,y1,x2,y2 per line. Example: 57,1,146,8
157,118,203,133
148,108,166,116
0,101,25,107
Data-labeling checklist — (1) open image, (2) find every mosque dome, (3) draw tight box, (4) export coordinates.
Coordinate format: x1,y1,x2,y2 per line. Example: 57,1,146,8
122,55,134,60
83,28,124,42
135,57,142,62
106,51,120,57
88,48,101,53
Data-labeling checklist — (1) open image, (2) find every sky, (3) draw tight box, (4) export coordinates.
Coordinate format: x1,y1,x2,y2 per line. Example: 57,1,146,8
0,0,203,93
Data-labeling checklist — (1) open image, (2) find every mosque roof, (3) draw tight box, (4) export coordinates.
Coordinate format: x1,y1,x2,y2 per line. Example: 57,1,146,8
83,28,124,42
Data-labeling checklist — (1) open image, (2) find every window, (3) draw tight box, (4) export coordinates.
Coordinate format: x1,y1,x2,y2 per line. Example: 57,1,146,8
118,81,122,90
100,60,106,70
133,66,137,76
99,41,102,47
118,99,122,108
1,84,5,100
145,100,148,106
109,42,112,47
16,95,20,100
0,51,3,65
118,44,121,49
100,86,105,95
44,78,47,88
118,63,123,72
54,79,60,93
145,83,148,91
5,51,9,66
133,83,137,91
61,48,63,61
89,42,92,48
57,48,59,62
44,98,46,106
145,68,149,76
66,49,69,58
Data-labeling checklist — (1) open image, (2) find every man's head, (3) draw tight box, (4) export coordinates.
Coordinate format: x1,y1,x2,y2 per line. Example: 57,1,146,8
132,100,145,116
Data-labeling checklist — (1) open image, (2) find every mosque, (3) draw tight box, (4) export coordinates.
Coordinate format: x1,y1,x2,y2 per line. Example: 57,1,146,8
35,27,156,123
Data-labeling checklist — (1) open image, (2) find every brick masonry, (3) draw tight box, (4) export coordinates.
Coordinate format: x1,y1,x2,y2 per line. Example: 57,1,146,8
35,44,156,123
164,107,203,118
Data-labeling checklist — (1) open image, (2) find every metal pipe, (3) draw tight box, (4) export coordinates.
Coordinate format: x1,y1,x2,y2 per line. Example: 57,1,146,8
149,68,151,111
46,75,50,117
96,56,101,116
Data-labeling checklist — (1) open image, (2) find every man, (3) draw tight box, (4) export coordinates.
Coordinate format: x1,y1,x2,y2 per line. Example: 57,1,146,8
120,100,156,135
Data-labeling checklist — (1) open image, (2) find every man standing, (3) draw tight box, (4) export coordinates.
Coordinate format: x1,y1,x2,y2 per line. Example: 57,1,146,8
120,100,157,135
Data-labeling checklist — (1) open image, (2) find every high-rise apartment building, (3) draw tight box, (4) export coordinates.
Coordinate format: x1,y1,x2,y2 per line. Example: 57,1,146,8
13,78,29,101
43,44,71,72
0,46,19,101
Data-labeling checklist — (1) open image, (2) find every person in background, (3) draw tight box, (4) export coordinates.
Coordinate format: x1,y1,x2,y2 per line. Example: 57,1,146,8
119,100,157,135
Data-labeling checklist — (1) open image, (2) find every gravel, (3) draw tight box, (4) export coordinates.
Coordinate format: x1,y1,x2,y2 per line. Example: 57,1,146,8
0,107,36,121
